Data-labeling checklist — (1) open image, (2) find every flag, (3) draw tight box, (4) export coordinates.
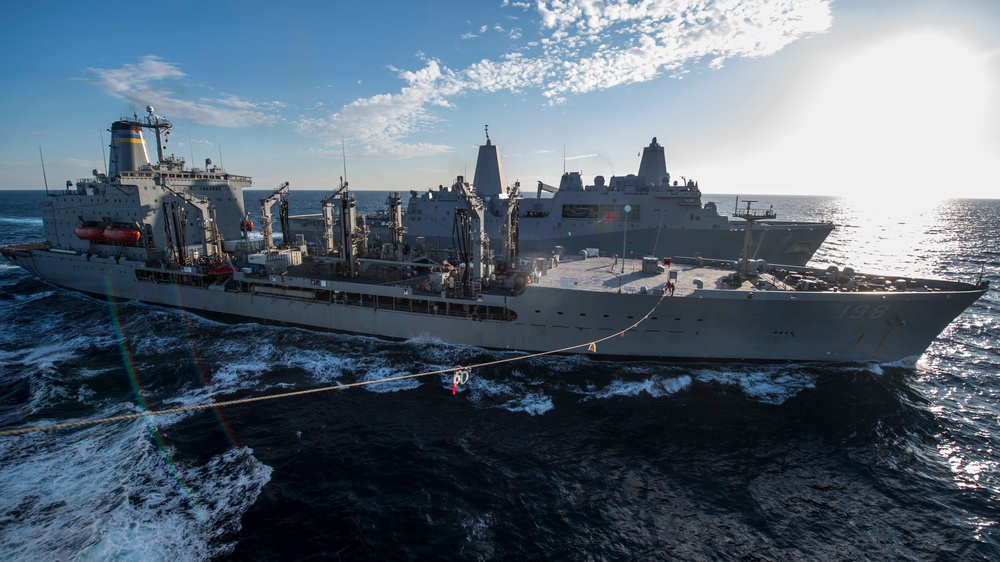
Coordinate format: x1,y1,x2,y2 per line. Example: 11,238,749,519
588,342,597,353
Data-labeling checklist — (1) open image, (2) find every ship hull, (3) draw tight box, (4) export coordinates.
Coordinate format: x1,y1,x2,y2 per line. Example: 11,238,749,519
4,246,983,364
507,220,828,264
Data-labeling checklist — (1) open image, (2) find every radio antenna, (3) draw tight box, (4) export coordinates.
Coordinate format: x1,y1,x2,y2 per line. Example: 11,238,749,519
341,133,348,185
100,129,108,175
39,147,49,195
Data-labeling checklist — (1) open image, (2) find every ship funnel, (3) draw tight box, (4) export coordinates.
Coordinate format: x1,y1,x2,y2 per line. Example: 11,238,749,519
108,121,150,175
472,130,507,198
636,137,668,187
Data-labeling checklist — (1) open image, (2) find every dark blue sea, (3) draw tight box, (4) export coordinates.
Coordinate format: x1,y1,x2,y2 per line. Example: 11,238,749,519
1,189,998,561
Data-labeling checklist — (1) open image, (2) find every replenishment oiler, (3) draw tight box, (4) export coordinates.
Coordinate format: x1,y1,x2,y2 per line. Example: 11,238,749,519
0,108,988,362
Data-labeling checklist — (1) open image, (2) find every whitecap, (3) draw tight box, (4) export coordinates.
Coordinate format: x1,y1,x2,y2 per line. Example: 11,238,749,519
200,360,282,396
11,289,57,303
0,416,271,561
456,371,555,415
401,335,484,364
695,367,817,405
501,392,554,415
6,342,81,370
867,363,887,375
0,216,43,227
359,366,420,393
579,374,693,400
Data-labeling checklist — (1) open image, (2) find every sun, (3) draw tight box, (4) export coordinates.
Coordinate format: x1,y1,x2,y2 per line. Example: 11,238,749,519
767,28,998,199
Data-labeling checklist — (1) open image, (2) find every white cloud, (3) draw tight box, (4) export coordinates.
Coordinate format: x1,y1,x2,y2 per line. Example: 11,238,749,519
298,1,831,158
532,0,833,98
296,60,459,158
83,3,832,161
81,56,281,128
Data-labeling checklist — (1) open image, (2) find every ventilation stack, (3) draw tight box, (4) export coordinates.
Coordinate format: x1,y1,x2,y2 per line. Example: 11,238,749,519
108,121,151,175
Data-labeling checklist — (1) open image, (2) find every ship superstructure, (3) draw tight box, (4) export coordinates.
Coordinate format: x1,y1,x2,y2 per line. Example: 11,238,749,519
41,106,254,269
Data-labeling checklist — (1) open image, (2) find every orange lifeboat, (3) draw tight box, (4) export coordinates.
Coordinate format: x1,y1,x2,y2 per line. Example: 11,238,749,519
74,225,106,242
103,226,142,245
207,264,235,276
241,219,254,232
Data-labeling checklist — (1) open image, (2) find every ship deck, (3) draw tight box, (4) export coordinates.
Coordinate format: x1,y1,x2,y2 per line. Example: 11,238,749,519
527,256,755,296
524,254,981,296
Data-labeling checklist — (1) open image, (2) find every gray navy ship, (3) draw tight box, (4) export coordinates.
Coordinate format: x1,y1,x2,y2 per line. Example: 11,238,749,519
1,109,988,363
395,133,834,265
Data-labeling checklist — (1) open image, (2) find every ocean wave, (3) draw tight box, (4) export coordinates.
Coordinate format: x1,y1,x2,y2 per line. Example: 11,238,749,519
460,372,555,416
359,365,422,393
578,374,693,400
694,366,819,405
9,289,57,303
401,334,492,363
0,216,43,227
0,418,270,561
0,262,32,276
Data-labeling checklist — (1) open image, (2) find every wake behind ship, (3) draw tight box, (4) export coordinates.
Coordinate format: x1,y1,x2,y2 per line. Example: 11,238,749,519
0,109,987,363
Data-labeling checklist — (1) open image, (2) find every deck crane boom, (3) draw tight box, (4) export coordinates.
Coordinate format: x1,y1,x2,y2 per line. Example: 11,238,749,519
261,182,290,251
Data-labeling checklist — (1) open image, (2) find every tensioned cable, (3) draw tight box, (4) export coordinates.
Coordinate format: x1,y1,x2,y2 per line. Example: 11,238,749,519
0,288,669,438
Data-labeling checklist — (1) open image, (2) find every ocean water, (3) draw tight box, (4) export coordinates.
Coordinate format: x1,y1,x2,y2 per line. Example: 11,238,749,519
0,189,998,561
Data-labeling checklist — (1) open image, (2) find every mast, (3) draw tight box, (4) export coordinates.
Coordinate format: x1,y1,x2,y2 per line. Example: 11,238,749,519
144,105,171,164
732,197,776,280
337,178,357,278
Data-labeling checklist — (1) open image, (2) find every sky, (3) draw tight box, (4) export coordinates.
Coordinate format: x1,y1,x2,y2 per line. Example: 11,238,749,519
1,0,998,198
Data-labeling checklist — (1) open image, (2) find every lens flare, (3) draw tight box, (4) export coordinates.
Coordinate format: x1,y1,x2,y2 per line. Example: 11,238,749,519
165,278,276,501
104,279,207,521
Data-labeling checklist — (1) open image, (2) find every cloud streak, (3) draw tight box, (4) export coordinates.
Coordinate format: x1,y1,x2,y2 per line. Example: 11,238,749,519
300,0,832,157
81,56,281,128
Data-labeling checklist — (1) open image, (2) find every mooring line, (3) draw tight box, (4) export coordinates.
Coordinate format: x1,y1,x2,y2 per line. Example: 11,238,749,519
0,290,668,437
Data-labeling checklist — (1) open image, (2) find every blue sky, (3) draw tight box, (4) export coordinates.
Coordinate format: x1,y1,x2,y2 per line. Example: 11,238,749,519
1,0,998,198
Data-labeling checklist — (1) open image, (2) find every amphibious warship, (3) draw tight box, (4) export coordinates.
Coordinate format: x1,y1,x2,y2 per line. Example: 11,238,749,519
394,133,834,265
1,110,987,363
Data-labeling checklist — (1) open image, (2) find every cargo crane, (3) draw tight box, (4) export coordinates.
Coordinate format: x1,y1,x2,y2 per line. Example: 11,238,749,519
260,182,290,251
159,179,218,263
